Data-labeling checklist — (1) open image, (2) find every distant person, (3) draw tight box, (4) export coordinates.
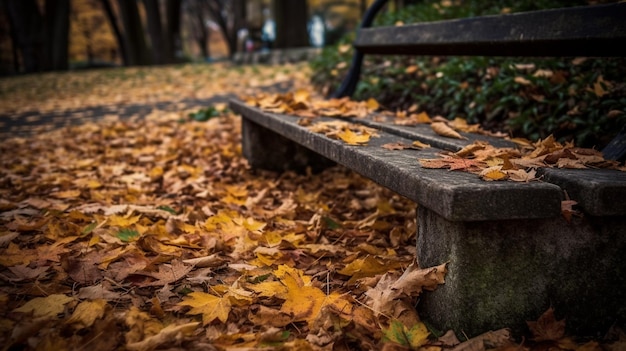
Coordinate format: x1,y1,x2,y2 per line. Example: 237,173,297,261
309,15,325,47
262,19,276,50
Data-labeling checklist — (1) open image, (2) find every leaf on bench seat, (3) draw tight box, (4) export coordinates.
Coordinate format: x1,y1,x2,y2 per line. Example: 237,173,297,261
431,122,466,140
306,120,379,146
337,128,372,145
382,141,430,150
419,156,485,172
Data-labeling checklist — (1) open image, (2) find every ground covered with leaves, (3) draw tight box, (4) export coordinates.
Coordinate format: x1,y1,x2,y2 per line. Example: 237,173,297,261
0,63,624,350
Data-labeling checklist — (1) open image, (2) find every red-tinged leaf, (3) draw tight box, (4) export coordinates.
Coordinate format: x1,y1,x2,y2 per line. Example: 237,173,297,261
527,307,566,342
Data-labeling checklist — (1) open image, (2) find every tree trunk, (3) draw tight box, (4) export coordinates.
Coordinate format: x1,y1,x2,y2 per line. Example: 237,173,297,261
5,0,43,73
194,7,209,60
143,0,165,64
3,0,22,72
165,0,182,63
44,0,69,71
116,0,151,66
273,0,308,49
100,0,128,65
230,0,246,56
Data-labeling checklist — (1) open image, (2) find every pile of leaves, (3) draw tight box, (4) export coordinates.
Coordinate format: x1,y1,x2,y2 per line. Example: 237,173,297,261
0,63,310,116
0,106,448,350
2,106,622,350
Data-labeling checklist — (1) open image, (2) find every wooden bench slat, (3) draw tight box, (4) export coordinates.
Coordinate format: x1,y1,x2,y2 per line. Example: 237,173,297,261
355,3,626,57
230,100,563,222
346,115,516,151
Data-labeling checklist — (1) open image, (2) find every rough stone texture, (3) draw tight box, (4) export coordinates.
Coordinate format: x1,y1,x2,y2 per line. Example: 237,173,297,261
242,118,335,173
417,207,626,337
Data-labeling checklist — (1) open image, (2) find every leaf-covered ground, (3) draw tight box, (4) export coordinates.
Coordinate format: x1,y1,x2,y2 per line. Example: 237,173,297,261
0,63,623,350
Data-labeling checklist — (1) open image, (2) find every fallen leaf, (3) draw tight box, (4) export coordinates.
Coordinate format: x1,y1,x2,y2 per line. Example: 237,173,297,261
479,166,508,181
336,128,371,145
382,320,430,349
13,294,75,318
527,307,566,342
179,291,232,325
126,322,200,351
431,122,465,139
65,299,108,329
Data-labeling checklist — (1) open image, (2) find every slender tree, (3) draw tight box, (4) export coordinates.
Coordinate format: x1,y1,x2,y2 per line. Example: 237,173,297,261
165,0,182,63
116,0,151,66
2,0,21,72
44,0,70,70
195,0,246,58
143,0,166,64
100,0,128,64
5,0,43,72
273,0,308,49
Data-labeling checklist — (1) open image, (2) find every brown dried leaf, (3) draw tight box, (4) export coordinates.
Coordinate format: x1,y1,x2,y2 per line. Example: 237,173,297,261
527,307,566,342
431,122,466,139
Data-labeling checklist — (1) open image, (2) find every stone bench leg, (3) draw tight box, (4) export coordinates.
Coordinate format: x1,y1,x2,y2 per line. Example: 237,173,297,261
416,206,626,337
242,118,335,173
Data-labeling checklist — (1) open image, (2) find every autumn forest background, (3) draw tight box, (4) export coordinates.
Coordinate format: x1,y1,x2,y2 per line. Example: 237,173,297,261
0,0,372,74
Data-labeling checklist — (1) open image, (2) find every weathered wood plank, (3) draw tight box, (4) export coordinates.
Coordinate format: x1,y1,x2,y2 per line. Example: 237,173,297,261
354,3,626,57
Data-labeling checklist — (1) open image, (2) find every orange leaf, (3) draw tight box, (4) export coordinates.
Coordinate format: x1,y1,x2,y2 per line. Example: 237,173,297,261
179,292,231,325
527,307,566,342
479,166,508,181
431,122,465,140
336,128,371,145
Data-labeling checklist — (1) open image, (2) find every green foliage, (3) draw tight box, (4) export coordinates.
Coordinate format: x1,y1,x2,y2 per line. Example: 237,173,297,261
188,106,224,122
157,205,177,214
310,0,626,148
116,228,140,242
382,320,430,349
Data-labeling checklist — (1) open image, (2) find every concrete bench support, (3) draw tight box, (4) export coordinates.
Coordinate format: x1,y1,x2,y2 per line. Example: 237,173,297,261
242,118,334,173
417,207,626,337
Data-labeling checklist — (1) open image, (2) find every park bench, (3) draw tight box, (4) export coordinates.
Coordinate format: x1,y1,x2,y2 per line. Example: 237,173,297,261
229,2,626,337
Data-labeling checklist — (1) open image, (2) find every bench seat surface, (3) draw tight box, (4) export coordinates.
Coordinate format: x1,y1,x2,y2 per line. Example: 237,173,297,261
230,100,566,222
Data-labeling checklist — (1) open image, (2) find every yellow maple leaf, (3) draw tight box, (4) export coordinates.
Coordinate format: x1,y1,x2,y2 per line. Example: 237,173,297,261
179,292,231,325
366,98,380,111
108,214,141,227
234,217,266,232
13,294,75,318
480,166,508,181
383,320,430,349
413,112,432,124
274,265,326,323
51,189,81,199
65,299,107,329
336,128,371,145
247,280,289,298
126,322,200,351
338,256,404,284
293,89,311,107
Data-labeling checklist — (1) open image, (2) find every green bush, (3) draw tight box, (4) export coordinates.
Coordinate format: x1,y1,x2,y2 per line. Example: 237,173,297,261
310,0,626,148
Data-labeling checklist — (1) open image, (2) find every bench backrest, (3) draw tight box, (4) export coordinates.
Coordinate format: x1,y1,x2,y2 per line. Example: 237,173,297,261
354,3,626,57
